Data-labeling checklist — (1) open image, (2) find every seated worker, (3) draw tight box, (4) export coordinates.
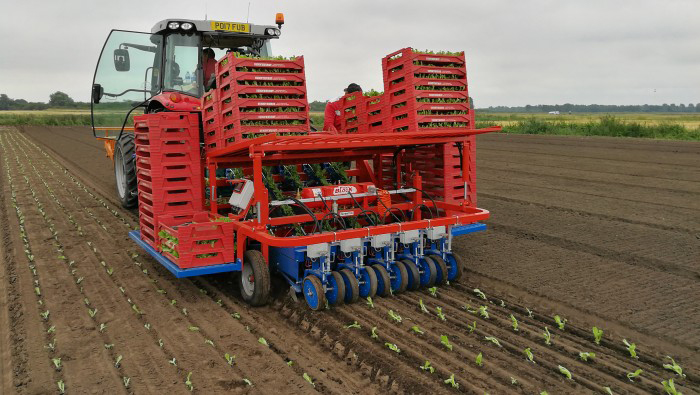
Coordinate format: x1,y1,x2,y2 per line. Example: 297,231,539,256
202,48,217,90
323,83,362,132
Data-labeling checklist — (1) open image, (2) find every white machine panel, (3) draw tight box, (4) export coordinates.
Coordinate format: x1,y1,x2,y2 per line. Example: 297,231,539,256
307,243,330,259
399,229,421,244
340,238,362,253
370,234,392,248
228,179,254,211
426,226,447,240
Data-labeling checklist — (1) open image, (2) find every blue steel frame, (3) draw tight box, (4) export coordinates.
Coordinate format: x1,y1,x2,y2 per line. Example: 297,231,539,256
128,231,241,278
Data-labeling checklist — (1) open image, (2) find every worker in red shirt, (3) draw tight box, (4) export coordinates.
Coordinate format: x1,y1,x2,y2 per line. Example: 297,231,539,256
323,83,362,132
201,48,217,90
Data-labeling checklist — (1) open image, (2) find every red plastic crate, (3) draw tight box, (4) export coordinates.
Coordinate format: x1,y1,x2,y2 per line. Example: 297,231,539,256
157,212,236,269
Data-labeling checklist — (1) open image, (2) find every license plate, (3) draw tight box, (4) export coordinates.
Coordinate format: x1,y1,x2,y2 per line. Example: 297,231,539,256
211,21,250,33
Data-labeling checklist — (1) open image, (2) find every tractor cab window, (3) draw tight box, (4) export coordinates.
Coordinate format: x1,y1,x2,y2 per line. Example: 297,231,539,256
91,30,162,133
163,33,201,96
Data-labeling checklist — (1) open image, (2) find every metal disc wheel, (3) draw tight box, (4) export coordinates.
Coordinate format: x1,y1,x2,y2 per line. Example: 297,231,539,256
401,259,421,291
303,275,325,310
114,133,138,208
339,268,360,304
445,253,464,282
430,255,449,285
418,256,437,287
389,261,408,293
358,266,377,298
325,271,346,306
372,264,391,297
240,250,271,306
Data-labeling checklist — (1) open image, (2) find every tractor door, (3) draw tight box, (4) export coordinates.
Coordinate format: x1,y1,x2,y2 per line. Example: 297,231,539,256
91,30,163,139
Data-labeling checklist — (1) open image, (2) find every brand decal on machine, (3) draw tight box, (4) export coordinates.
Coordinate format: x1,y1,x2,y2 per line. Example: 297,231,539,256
333,185,357,195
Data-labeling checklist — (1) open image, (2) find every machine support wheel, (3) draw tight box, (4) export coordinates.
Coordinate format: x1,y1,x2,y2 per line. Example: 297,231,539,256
446,253,464,282
401,259,421,291
325,271,346,306
339,268,360,304
430,255,449,285
240,250,271,306
390,261,409,293
418,257,437,287
358,266,377,298
114,133,138,209
303,276,325,311
372,264,391,297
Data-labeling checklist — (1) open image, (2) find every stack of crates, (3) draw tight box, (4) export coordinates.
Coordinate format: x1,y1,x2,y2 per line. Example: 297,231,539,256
134,113,204,247
134,113,237,268
377,48,476,205
336,92,390,134
202,54,310,152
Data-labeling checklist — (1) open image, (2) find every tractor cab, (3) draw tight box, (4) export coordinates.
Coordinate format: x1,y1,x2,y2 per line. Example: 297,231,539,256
91,17,284,138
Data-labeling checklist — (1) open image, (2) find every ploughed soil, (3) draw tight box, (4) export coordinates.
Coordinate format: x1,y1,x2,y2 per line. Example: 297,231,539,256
0,125,698,394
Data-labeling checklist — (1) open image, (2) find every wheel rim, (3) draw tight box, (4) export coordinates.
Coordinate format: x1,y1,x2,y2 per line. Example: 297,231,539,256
114,146,126,198
325,273,341,305
241,263,255,297
417,257,434,287
445,254,458,281
388,262,402,292
358,267,373,297
303,277,321,310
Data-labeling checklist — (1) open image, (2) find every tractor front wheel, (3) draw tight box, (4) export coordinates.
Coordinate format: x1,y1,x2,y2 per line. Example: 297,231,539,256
240,250,271,306
114,133,138,208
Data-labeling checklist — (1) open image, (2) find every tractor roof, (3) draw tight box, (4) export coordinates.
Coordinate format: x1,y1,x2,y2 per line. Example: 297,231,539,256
151,19,280,37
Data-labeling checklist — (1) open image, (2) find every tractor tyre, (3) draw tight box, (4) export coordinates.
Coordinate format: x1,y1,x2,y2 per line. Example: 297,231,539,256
240,250,271,306
302,275,326,311
358,266,378,298
419,257,438,287
391,261,409,294
114,133,138,208
447,253,464,282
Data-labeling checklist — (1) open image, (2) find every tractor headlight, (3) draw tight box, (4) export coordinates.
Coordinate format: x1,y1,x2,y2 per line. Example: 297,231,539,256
167,22,181,30
265,28,275,35
274,28,281,36
181,22,194,30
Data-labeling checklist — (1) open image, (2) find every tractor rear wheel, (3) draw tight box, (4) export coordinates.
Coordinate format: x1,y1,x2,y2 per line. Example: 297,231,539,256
114,133,138,208
401,259,421,291
240,250,271,306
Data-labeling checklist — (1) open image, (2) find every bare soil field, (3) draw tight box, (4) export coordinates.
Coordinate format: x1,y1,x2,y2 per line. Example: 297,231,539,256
1,125,698,394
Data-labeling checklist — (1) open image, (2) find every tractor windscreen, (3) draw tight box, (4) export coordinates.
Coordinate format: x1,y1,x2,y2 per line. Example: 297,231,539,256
163,32,272,98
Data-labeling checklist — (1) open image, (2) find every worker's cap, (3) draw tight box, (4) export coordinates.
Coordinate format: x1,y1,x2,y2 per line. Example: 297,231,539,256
344,83,362,93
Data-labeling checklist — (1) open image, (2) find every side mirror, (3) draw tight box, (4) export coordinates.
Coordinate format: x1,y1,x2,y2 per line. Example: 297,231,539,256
113,48,130,71
92,83,104,104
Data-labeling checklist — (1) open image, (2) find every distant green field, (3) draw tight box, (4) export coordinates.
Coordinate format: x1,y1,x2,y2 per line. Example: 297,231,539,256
3,110,699,141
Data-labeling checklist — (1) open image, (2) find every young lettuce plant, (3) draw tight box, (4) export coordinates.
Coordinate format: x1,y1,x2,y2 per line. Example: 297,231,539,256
543,327,552,345
428,287,438,297
366,296,374,309
554,315,567,330
474,289,487,300
663,356,685,378
371,326,379,339
420,360,435,373
411,325,424,335
510,314,519,331
558,365,572,380
623,339,638,359
524,347,535,363
388,310,402,323
592,327,603,345
626,369,643,381
467,321,477,333
258,337,269,346
661,378,681,395
444,374,459,389
435,307,446,321
225,353,235,366
303,373,315,387
479,305,489,319
579,352,596,362
485,336,502,348
385,343,401,353
344,321,361,329
440,335,453,351
419,298,429,314
185,372,193,391
475,352,483,367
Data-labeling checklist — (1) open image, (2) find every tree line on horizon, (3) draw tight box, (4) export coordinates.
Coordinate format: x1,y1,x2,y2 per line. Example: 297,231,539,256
2,93,698,114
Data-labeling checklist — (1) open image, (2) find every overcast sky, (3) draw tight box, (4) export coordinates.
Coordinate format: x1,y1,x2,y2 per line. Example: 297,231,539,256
0,0,698,107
